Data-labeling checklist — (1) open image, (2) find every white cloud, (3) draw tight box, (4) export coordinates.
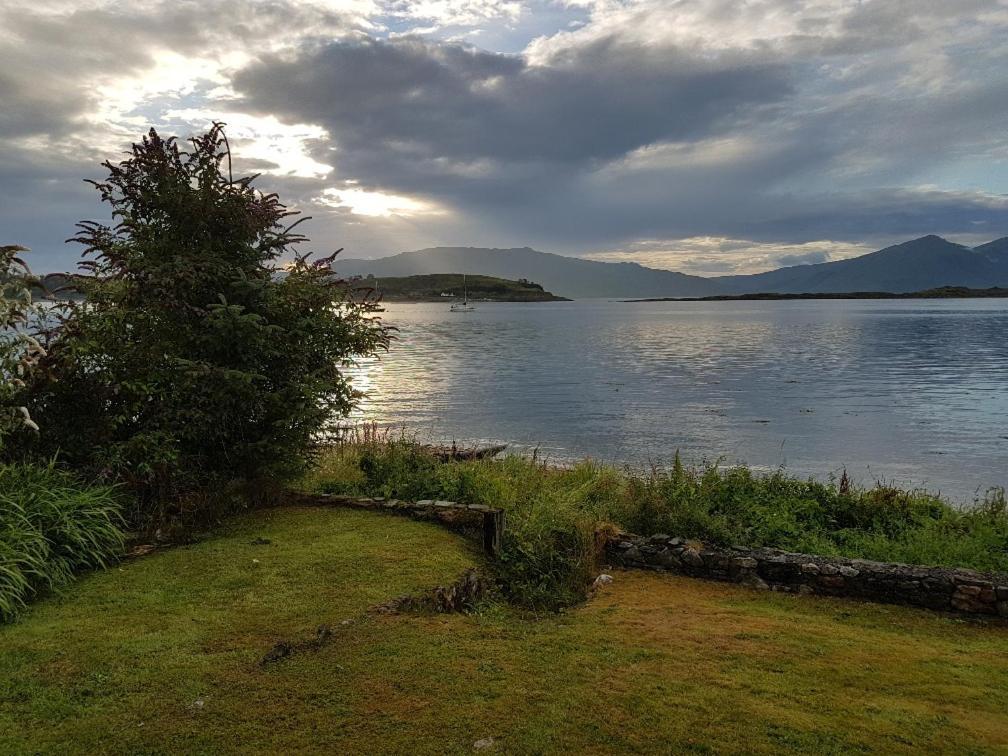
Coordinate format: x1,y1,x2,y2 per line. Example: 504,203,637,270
163,109,333,179
601,136,762,174
584,237,875,276
382,0,522,28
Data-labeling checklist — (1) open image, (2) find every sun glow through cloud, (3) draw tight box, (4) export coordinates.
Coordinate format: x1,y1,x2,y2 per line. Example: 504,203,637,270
318,187,444,217
163,110,333,179
584,237,874,276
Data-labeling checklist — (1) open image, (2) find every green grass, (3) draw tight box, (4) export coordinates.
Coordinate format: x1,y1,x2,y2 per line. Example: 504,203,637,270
0,462,124,621
303,439,1008,608
2,506,1006,754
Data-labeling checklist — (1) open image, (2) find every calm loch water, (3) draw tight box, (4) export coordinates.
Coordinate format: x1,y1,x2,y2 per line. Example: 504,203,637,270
346,299,1008,501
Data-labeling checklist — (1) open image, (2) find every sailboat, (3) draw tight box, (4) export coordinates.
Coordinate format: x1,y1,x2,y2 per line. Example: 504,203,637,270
450,274,475,312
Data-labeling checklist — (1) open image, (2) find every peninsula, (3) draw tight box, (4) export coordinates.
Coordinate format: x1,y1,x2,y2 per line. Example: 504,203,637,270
351,273,570,302
627,285,1008,302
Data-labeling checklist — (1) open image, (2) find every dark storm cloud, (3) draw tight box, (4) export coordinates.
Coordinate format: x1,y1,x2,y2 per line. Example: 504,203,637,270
741,189,1008,243
234,36,793,165
230,23,1008,249
0,71,89,140
0,148,102,271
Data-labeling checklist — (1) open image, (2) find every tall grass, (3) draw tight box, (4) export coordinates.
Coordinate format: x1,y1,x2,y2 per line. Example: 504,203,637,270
0,462,124,621
303,436,1008,609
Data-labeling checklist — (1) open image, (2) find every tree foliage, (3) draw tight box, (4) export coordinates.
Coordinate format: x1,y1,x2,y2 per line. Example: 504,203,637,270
28,125,388,523
0,245,45,448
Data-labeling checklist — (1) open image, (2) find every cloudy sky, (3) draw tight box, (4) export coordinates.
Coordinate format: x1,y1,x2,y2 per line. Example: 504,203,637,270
2,0,1008,275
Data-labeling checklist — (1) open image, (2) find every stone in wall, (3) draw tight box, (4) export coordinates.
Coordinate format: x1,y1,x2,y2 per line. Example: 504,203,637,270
307,494,505,556
606,533,1008,619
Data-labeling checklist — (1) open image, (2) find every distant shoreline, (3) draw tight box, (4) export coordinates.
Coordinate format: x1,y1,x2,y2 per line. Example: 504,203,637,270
626,286,1008,302
351,272,570,302
376,296,571,303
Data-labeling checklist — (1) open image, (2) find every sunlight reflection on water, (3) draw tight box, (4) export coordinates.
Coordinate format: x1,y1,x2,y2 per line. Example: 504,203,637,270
345,298,1008,501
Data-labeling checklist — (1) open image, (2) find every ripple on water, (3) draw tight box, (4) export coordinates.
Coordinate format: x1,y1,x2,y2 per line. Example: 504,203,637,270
346,299,1008,501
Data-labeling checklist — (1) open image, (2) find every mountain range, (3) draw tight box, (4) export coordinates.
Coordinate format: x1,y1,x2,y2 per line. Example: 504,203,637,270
335,246,716,298
332,235,1008,299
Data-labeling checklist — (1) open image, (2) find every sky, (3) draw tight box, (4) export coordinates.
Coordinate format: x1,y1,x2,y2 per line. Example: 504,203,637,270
2,0,1008,276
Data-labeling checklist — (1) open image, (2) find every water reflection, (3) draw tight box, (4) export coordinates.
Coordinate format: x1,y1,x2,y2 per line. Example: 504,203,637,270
345,299,1008,501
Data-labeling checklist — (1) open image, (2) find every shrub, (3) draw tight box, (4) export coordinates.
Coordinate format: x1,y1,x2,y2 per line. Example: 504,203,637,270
0,245,45,450
27,125,388,527
0,462,124,622
306,442,616,609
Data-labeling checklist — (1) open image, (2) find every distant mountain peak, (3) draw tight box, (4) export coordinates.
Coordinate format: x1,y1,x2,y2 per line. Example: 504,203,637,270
887,234,963,250
975,236,1008,261
332,245,722,298
714,233,1007,293
332,235,1008,298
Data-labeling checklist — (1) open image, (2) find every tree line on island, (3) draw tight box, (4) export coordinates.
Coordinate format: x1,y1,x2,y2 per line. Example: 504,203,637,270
348,272,569,302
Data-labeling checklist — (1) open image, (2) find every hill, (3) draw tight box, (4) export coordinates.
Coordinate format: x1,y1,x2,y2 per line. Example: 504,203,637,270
352,273,569,302
333,237,1008,299
333,246,724,299
714,235,1008,294
32,272,82,300
974,236,1008,262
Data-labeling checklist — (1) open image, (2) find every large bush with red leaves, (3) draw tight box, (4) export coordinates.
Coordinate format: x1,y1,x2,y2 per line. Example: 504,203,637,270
27,125,388,526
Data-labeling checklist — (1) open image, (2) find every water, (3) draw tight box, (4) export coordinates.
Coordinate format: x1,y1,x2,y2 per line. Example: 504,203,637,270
346,299,1008,502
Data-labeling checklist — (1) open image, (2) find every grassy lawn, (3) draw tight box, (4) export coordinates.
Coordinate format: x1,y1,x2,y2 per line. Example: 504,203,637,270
2,506,1007,754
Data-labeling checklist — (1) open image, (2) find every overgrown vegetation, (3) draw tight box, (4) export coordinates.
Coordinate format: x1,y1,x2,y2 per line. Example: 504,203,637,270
0,248,123,622
0,244,45,449
0,462,123,621
22,125,388,528
304,434,1008,609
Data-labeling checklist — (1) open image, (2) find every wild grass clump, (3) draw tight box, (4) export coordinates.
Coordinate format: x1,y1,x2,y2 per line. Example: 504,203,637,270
0,462,124,621
622,458,1008,571
304,439,1008,609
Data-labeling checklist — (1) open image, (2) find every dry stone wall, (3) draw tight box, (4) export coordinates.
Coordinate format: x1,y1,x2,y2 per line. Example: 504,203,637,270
309,494,504,555
606,533,1008,618
308,493,1007,618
